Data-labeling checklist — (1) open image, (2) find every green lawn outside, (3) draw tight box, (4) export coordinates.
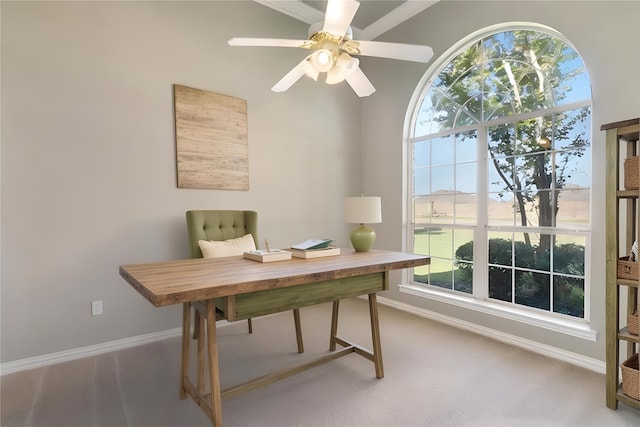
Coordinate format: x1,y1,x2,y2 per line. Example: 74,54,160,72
414,227,473,274
413,226,586,316
415,226,585,274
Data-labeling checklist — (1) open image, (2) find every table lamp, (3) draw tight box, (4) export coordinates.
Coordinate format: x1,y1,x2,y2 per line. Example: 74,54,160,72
345,196,382,252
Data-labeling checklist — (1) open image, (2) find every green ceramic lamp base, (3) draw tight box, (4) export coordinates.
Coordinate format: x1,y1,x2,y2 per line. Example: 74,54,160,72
350,224,376,252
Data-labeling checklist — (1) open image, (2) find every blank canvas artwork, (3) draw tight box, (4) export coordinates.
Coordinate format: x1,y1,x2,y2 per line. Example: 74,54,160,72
174,84,249,190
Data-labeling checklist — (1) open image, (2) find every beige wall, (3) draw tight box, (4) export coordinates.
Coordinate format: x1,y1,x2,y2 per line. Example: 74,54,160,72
0,1,361,363
2,0,639,366
363,0,640,362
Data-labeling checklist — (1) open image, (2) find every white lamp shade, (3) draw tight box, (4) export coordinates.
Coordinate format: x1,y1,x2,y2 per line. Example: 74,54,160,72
325,54,359,85
338,53,359,74
345,196,382,224
325,65,347,84
310,49,333,73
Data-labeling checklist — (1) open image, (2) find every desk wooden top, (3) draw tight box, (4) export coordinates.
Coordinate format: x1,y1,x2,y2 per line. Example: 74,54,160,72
120,249,429,307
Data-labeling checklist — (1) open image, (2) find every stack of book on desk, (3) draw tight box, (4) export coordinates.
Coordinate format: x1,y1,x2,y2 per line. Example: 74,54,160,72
243,249,291,263
290,247,340,258
290,239,340,259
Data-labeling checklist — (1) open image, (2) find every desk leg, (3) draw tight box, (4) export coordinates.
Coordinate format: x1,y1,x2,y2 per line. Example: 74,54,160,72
180,303,191,399
329,300,339,352
293,308,304,353
197,312,206,396
368,293,384,379
206,300,223,427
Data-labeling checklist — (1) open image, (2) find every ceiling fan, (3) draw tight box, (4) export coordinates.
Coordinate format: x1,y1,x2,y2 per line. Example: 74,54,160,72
228,0,434,97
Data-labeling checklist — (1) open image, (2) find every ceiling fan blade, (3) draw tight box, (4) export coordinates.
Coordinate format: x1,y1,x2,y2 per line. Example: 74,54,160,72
345,67,375,97
323,0,360,37
228,37,307,48
355,40,434,63
271,56,311,93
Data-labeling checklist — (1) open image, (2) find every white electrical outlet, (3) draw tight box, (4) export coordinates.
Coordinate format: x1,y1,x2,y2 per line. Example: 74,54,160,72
91,300,103,316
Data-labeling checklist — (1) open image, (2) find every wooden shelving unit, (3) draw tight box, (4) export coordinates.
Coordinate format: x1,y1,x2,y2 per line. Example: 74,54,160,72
603,118,640,410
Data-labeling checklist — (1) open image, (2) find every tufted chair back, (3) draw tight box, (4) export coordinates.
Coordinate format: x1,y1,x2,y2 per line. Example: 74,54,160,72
186,210,259,259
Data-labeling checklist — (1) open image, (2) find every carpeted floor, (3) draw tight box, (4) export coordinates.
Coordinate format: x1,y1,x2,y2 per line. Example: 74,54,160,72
1,298,638,426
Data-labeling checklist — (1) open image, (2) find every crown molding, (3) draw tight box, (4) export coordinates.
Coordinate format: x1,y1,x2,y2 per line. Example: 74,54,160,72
254,0,324,25
254,0,439,41
360,0,439,40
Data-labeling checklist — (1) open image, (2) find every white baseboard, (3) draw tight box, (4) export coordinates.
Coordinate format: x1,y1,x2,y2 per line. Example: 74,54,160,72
1,327,183,376
0,317,259,376
376,295,606,374
2,299,605,376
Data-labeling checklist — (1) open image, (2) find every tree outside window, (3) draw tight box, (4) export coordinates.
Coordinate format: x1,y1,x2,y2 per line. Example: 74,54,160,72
409,27,591,319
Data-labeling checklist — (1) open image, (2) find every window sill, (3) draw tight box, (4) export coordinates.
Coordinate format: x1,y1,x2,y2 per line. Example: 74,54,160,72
398,284,598,342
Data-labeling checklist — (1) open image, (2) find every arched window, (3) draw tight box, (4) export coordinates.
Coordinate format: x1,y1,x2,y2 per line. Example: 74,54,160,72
405,24,591,322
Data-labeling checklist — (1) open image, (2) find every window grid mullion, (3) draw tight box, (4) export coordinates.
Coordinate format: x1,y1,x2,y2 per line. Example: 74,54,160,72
474,126,488,301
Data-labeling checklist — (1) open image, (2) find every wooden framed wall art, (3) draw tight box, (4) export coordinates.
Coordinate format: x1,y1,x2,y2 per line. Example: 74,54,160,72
174,84,249,190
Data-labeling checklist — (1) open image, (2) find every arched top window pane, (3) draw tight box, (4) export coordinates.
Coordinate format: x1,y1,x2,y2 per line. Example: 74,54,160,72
414,29,590,138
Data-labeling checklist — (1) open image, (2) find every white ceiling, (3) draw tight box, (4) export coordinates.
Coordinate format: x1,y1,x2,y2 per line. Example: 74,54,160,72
255,0,439,40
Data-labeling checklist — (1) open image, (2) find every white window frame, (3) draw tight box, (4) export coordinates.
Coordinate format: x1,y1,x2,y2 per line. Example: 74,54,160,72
400,23,596,341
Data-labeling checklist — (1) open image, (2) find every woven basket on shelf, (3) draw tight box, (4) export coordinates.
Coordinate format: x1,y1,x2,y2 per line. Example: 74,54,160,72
629,307,639,335
617,257,639,280
620,353,639,400
624,157,640,190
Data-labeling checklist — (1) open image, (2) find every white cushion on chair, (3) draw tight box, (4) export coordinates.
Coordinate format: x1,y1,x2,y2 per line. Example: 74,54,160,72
198,234,256,258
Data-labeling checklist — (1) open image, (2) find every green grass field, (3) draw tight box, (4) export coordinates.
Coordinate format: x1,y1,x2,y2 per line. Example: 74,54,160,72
412,226,586,316
414,227,473,273
413,226,586,279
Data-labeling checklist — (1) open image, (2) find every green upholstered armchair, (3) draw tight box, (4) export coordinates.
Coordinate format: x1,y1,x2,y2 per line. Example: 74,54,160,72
185,210,303,352
186,210,259,259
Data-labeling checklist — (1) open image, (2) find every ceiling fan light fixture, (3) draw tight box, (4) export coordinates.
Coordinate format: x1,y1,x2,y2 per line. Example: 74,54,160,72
325,66,346,85
229,0,433,97
338,53,359,74
310,49,334,73
326,53,359,85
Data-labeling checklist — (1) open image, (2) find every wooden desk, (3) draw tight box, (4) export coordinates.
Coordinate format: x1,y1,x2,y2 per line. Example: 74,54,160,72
120,249,429,426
